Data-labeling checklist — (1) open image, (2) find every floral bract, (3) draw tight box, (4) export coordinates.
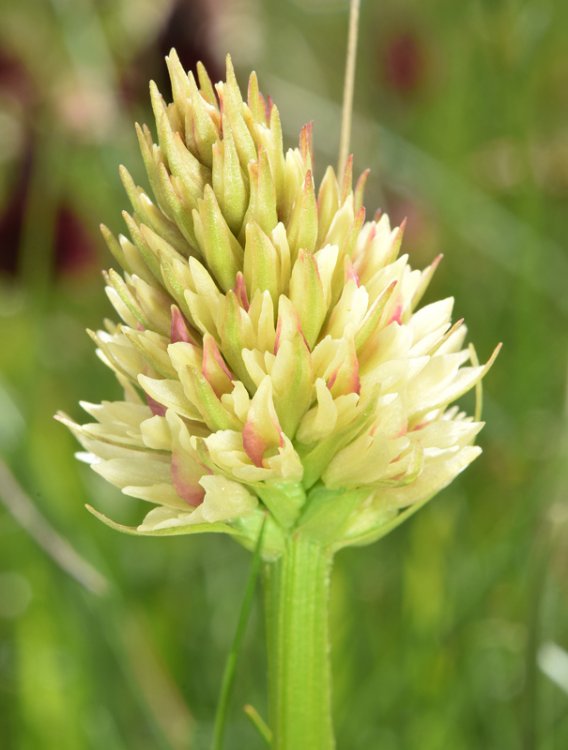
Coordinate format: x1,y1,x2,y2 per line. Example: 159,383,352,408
59,52,498,557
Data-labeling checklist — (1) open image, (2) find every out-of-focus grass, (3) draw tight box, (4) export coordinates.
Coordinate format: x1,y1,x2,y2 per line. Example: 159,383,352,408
0,1,567,748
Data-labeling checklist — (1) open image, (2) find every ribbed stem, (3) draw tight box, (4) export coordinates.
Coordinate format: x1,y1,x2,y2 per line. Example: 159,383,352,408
263,534,334,750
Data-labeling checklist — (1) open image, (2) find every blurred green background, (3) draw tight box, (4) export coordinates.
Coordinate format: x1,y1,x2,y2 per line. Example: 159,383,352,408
0,0,567,748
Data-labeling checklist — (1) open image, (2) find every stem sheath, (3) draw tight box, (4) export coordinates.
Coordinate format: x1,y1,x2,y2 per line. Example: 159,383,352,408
263,534,334,750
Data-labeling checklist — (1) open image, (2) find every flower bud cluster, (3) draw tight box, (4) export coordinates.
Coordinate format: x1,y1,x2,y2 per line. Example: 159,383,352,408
59,53,498,554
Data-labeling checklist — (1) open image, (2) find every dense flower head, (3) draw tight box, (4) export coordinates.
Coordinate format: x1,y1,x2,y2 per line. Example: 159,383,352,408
59,52,498,556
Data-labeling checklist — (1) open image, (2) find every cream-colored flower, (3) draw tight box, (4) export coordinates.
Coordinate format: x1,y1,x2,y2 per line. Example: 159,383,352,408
58,52,498,555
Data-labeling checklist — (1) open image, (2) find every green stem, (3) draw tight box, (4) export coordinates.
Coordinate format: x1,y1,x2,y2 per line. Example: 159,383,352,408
212,519,265,750
337,0,361,180
263,533,335,750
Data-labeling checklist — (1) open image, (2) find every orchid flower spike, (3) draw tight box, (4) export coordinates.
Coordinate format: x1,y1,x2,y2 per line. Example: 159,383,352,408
58,52,499,558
